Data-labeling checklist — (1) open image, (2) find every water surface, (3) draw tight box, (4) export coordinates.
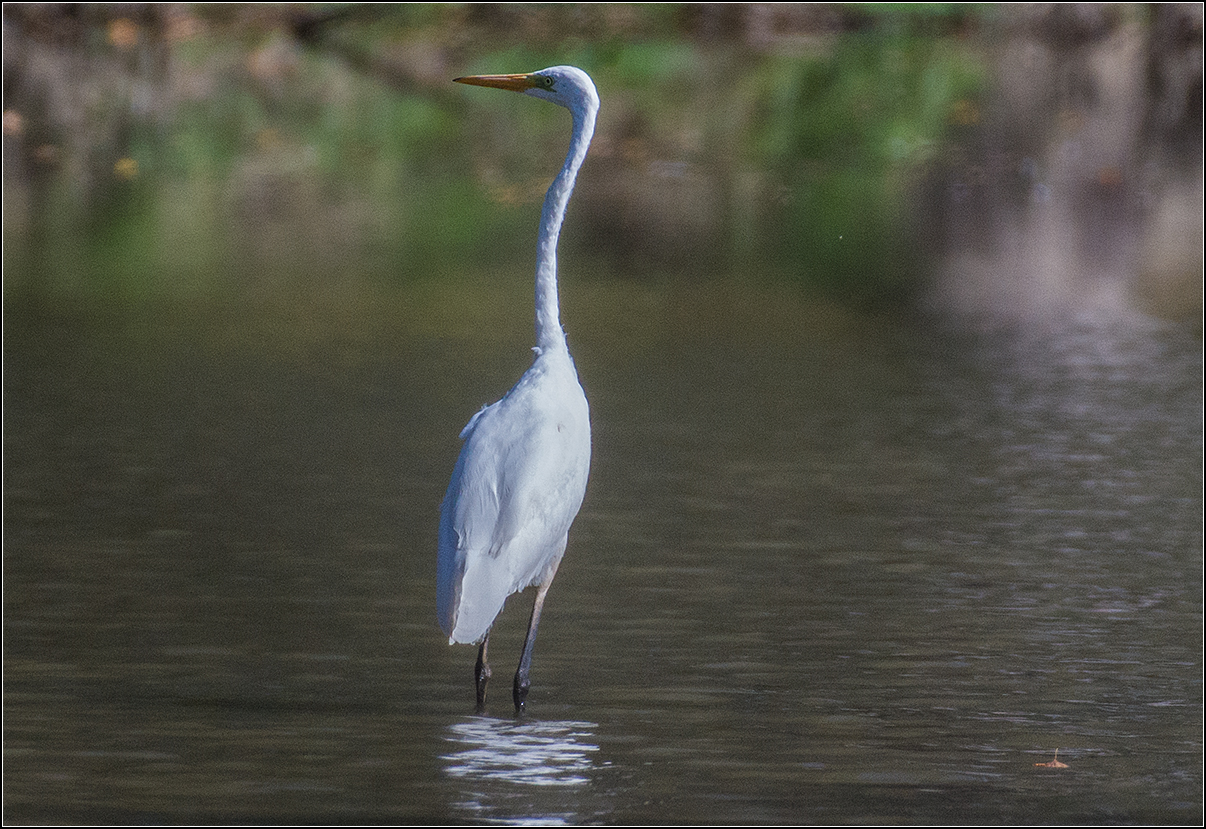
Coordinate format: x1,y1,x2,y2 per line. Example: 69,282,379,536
4,296,1201,823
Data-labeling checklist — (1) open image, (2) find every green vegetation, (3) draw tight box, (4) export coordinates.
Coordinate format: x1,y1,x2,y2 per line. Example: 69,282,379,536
749,27,984,302
3,3,988,318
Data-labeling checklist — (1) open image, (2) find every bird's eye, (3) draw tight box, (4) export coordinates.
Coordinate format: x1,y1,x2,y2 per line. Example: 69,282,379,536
537,76,555,90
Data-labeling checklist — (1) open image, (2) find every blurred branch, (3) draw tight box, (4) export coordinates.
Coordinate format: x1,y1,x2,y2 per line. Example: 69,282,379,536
288,3,385,43
284,3,455,101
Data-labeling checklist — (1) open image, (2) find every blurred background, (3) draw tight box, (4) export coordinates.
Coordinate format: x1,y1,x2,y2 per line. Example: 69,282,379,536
4,4,1203,824
3,2,1200,325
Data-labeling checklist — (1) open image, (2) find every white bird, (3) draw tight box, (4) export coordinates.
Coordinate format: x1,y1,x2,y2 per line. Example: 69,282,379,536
438,66,598,713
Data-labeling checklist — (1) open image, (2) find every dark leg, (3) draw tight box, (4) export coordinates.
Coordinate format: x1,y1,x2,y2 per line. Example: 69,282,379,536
475,634,491,712
513,561,561,713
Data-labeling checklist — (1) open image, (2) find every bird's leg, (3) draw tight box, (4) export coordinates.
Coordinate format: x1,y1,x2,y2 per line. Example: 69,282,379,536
513,561,561,714
475,634,491,712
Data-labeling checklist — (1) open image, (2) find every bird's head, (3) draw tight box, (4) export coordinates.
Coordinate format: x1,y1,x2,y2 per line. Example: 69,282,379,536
454,65,599,117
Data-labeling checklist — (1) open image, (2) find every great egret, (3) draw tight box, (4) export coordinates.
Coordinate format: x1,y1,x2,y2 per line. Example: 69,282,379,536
438,66,598,713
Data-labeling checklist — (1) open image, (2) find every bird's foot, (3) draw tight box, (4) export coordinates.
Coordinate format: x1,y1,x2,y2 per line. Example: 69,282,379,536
513,673,530,714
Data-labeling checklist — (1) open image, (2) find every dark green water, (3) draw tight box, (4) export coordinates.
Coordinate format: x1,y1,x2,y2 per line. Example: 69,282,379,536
4,294,1201,824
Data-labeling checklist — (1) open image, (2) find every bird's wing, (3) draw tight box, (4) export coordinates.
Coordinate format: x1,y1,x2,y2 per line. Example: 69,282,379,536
437,384,589,643
437,400,501,639
455,396,575,564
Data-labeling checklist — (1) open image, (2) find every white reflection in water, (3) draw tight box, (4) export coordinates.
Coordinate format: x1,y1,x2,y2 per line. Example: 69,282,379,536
444,717,598,785
442,717,602,824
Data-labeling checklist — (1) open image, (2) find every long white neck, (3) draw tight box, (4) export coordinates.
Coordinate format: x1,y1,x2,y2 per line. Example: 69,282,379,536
534,101,597,353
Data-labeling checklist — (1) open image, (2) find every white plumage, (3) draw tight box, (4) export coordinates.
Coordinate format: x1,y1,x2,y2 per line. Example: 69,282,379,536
437,66,599,712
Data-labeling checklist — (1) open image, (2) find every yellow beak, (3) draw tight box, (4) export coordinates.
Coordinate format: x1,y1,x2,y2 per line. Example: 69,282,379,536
453,73,539,92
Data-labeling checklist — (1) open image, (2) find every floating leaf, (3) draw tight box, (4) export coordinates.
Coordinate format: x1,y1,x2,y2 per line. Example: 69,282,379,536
1034,748,1069,768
